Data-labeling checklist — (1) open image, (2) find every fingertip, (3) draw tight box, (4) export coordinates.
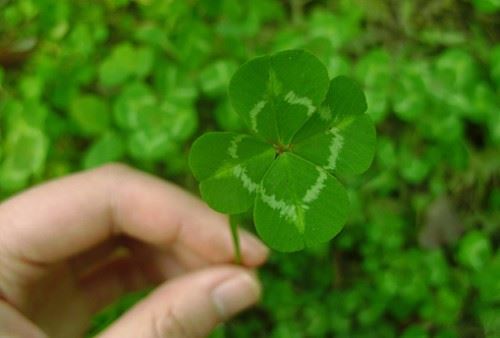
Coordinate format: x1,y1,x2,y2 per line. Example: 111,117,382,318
97,265,261,338
239,230,270,267
211,269,261,319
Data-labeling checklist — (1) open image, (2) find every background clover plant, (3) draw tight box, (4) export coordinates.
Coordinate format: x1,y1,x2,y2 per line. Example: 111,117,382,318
189,49,376,253
3,1,499,336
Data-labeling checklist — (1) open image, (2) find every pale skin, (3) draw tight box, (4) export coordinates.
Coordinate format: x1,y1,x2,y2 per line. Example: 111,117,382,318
0,164,269,337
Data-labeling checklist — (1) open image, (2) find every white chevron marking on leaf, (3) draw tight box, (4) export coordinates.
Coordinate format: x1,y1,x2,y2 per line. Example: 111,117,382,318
303,168,327,205
249,101,266,133
233,165,259,193
259,167,327,233
260,188,297,223
284,91,316,116
325,127,344,171
228,135,245,159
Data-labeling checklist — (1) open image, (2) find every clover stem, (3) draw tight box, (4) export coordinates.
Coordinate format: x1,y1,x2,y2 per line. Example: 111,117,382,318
229,214,242,264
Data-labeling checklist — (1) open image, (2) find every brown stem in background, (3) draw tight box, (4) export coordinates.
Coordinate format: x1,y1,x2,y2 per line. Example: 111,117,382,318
0,38,37,68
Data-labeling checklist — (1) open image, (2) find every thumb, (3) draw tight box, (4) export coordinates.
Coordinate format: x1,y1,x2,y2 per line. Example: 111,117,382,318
98,266,261,338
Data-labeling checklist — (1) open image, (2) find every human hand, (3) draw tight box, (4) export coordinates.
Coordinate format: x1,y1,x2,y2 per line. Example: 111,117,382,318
0,164,269,338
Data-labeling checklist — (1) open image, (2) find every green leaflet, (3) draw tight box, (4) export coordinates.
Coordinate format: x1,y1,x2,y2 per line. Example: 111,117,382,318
254,153,349,252
229,50,329,144
293,114,376,176
0,125,48,192
113,82,198,161
292,76,370,142
70,94,110,136
128,129,177,162
189,132,275,214
113,82,156,130
98,43,154,87
83,132,125,169
325,75,368,119
189,49,376,252
292,76,376,176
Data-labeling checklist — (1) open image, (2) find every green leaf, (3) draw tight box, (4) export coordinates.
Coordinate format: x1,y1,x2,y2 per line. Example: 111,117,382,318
254,152,349,252
83,132,125,169
474,253,500,304
98,44,134,87
157,101,198,141
128,129,177,162
199,60,238,97
292,76,375,176
18,75,43,100
190,50,375,252
172,19,212,69
113,82,156,130
392,62,431,121
134,24,169,48
0,125,48,191
308,9,362,50
398,146,433,184
189,132,275,214
3,99,48,130
292,76,368,143
98,43,154,87
153,65,197,105
134,47,155,78
472,0,500,13
229,49,329,144
293,114,375,176
69,94,110,136
491,45,500,88
457,230,492,271
355,49,392,122
324,75,368,119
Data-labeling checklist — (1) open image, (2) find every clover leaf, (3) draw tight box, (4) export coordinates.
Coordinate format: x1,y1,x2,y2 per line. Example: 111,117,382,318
0,124,48,192
112,81,197,163
69,94,110,136
83,132,125,169
98,43,154,88
189,49,375,252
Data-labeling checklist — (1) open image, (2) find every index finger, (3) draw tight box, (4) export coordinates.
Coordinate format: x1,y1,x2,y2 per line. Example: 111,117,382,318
0,164,268,267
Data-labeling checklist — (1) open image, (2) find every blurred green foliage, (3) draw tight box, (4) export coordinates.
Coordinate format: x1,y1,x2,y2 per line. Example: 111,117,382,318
0,0,498,337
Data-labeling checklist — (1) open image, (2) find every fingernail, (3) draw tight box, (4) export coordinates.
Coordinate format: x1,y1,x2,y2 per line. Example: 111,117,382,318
241,233,270,263
211,272,261,319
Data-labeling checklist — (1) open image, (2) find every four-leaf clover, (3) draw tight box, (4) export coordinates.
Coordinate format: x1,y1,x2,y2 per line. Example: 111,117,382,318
189,50,376,252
